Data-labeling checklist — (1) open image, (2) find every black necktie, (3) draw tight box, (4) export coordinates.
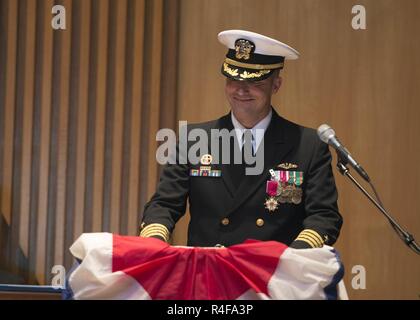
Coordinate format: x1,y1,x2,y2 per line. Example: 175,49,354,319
242,129,255,160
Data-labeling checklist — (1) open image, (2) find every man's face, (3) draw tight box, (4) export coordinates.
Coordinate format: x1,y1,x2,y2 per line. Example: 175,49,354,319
225,72,282,116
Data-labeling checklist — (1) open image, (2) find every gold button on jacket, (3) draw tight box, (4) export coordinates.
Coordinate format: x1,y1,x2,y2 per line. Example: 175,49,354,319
221,218,230,226
256,218,264,227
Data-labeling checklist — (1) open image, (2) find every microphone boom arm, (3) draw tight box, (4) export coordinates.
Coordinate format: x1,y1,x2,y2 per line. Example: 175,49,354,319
336,153,420,255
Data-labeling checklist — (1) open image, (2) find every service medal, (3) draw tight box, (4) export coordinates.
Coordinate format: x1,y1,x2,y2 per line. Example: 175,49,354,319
295,171,303,186
288,171,296,184
279,170,289,184
291,187,303,204
283,184,294,200
276,183,284,196
264,197,279,212
278,195,287,204
266,180,279,197
200,154,213,165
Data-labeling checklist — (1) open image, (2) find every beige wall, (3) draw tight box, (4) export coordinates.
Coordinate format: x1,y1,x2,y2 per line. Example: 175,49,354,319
173,0,420,299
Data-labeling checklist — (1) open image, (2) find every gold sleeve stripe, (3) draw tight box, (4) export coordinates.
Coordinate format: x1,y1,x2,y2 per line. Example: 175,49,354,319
141,227,168,236
295,229,325,248
302,229,324,245
300,232,322,244
300,229,324,244
295,235,317,248
140,223,169,233
139,223,170,242
298,233,322,248
141,228,168,238
140,224,169,233
142,231,168,240
140,227,169,239
140,230,169,242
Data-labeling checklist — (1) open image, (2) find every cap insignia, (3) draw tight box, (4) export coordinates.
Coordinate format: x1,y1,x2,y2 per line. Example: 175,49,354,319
235,39,255,60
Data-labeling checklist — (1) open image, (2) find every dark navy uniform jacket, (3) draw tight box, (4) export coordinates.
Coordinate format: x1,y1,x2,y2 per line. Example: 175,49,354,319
140,108,342,248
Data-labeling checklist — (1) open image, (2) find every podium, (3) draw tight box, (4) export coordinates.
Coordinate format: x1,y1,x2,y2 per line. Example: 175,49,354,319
0,233,348,300
64,233,345,300
0,284,62,300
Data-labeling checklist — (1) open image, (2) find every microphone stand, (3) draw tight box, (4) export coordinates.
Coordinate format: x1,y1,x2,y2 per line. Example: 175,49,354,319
336,154,420,255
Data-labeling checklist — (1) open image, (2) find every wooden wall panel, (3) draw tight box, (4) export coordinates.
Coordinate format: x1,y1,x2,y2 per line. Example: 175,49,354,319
175,0,420,299
72,0,90,251
90,0,109,234
144,0,163,200
0,0,17,230
0,0,179,285
19,0,36,267
52,0,71,278
123,1,145,234
0,0,18,277
33,0,54,285
109,0,128,234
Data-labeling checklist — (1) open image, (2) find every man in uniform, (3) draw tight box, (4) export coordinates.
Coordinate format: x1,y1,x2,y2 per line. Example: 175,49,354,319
139,30,342,249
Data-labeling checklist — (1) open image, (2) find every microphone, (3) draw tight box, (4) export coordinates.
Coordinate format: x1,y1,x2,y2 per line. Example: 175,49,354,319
317,124,370,182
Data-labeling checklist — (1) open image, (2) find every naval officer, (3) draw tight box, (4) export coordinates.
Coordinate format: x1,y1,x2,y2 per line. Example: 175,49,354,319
139,30,342,249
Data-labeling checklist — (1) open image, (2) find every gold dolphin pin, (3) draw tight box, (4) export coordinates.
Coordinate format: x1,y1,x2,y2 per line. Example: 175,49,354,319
277,163,298,170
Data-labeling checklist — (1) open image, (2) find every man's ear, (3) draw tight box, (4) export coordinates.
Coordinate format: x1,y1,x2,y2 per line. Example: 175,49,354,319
272,75,282,94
